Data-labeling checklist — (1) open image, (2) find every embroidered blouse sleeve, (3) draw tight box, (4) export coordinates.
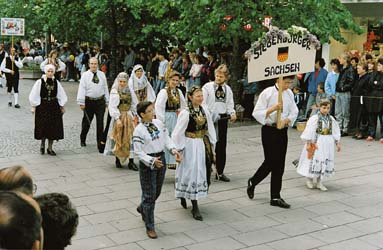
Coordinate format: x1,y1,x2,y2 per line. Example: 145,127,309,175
154,89,167,123
331,116,341,142
300,115,318,142
29,80,42,107
179,89,187,110
171,109,189,150
57,81,68,106
57,59,66,71
108,89,121,120
205,107,217,145
133,127,155,168
147,80,157,103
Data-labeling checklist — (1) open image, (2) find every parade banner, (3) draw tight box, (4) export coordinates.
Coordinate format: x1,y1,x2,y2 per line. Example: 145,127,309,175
1,18,25,36
246,26,320,82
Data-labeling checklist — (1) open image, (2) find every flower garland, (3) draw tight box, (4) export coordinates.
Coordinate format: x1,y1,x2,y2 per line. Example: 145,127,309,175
245,25,321,58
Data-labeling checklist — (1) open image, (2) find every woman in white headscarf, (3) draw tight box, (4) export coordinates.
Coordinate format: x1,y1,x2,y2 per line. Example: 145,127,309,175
29,64,68,155
104,72,139,169
128,64,156,107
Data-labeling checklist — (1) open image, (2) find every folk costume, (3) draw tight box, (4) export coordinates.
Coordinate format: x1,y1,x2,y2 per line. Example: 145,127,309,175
40,57,66,81
1,52,23,108
172,104,216,200
155,85,186,169
202,81,235,181
77,68,109,152
104,73,138,167
29,64,68,155
128,64,156,104
248,84,298,207
297,113,340,182
133,118,176,234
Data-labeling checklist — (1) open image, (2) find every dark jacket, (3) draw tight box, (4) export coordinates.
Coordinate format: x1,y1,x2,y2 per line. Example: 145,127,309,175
364,72,383,113
352,73,370,96
336,64,354,92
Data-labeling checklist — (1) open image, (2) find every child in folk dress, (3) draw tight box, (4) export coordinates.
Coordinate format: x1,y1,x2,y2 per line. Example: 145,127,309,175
297,99,341,191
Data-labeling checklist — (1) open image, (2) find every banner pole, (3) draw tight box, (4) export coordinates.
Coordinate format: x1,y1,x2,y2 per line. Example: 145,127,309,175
276,76,283,129
11,35,14,72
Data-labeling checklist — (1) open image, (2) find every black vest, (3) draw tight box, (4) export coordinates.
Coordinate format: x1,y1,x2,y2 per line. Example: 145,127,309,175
5,56,20,77
40,78,58,99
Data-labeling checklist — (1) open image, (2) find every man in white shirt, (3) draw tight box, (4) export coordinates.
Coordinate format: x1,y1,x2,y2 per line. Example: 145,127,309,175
77,57,109,153
202,64,236,182
247,75,298,209
1,47,23,108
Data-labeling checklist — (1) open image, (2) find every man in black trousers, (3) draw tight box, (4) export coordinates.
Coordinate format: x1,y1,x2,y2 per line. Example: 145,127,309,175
247,75,298,208
77,57,109,153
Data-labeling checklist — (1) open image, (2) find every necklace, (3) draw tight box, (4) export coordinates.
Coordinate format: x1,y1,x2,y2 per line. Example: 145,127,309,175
166,87,180,109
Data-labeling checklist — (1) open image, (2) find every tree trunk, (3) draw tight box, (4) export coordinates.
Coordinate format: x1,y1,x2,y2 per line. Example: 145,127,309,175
230,37,243,104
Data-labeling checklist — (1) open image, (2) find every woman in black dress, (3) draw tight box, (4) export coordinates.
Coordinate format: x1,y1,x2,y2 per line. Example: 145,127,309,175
29,64,68,155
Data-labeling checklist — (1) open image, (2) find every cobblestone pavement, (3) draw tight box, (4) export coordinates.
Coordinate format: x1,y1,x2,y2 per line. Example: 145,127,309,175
1,79,383,250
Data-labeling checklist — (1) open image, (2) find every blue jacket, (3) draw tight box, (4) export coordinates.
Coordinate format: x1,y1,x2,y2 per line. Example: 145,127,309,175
325,71,339,97
307,68,328,95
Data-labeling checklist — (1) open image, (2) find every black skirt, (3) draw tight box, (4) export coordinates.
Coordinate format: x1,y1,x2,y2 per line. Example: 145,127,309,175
34,100,64,140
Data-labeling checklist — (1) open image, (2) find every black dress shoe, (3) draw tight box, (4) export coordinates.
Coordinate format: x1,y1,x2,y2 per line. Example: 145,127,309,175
80,141,86,147
270,198,291,209
136,206,145,221
47,149,57,156
247,178,255,199
216,174,230,182
128,161,138,171
8,102,12,107
191,209,203,221
115,158,122,168
14,104,20,109
180,198,187,209
40,146,45,155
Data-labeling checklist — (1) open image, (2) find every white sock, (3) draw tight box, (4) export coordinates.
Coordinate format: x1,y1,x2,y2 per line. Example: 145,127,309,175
14,93,19,105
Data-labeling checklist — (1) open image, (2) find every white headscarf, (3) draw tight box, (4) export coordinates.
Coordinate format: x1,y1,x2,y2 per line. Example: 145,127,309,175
112,72,129,91
130,64,149,90
44,64,56,74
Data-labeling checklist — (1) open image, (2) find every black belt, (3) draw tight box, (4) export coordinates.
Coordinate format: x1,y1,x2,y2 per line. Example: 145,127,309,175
265,123,277,127
86,95,104,101
148,151,164,157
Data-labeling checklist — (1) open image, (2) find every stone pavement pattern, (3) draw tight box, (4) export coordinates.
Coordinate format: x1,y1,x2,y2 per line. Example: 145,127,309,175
1,79,383,250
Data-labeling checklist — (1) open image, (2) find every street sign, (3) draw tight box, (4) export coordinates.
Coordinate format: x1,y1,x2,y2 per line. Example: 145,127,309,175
1,18,25,36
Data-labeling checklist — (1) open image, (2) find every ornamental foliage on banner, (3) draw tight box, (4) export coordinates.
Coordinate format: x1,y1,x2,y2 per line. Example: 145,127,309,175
245,25,321,58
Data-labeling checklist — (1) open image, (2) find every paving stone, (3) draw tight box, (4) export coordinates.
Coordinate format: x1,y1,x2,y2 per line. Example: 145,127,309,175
347,217,383,234
107,228,152,244
137,232,195,250
310,211,363,227
156,219,209,234
66,235,116,250
266,208,320,224
359,231,383,248
309,225,364,244
185,236,245,250
83,209,136,225
102,243,144,250
184,224,240,242
304,201,353,215
229,216,281,233
73,223,119,240
273,219,324,236
267,234,325,250
318,238,378,250
232,227,288,246
87,199,136,213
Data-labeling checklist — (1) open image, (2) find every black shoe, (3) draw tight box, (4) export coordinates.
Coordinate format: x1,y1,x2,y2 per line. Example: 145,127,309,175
98,148,104,153
14,104,20,109
341,132,349,137
128,161,138,171
180,198,187,209
8,102,12,107
47,149,56,156
115,158,122,168
191,209,203,221
40,146,45,155
247,178,255,199
270,198,291,209
136,206,145,221
216,174,230,182
81,141,86,147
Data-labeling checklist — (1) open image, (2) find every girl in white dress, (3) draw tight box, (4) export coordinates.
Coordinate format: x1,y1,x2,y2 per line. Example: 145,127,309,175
104,72,138,168
155,71,187,169
172,86,216,221
297,100,341,191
